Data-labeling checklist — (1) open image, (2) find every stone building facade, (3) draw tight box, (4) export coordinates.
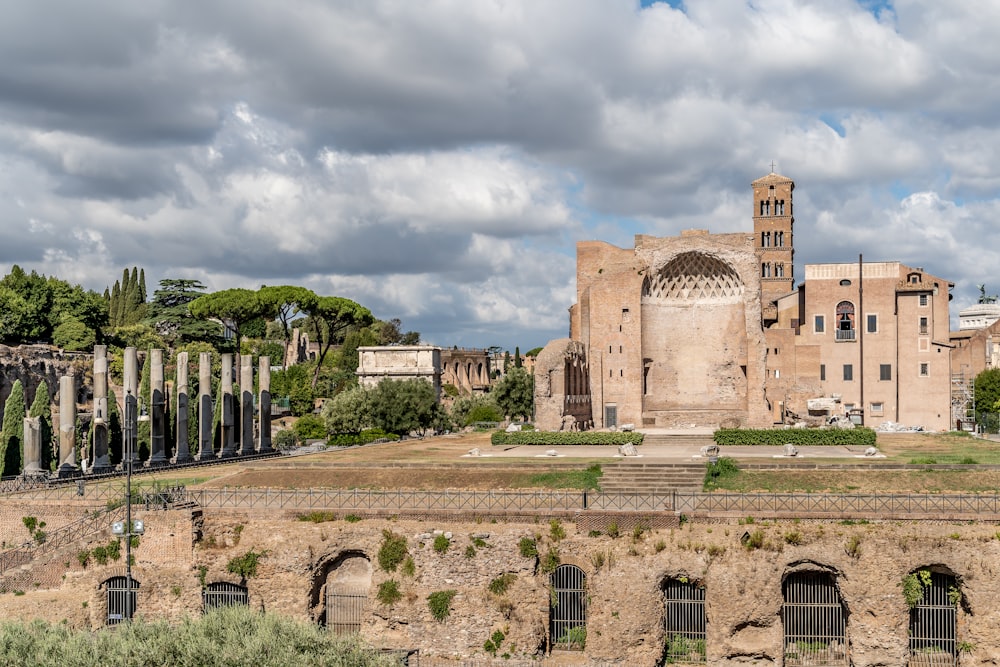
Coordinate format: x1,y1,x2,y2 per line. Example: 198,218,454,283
536,170,955,431
356,345,442,398
439,348,492,395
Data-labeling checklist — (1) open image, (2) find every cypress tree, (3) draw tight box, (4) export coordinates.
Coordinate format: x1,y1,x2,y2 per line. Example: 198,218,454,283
138,268,147,303
0,381,26,476
514,346,522,368
110,281,122,327
28,381,53,471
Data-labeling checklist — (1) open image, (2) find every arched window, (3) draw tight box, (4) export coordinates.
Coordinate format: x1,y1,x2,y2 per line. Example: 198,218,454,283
104,575,139,625
782,572,848,666
762,263,771,278
909,570,959,661
762,231,771,247
836,301,856,342
776,230,784,246
320,554,372,635
662,578,706,663
203,581,249,611
550,564,587,651
776,263,784,278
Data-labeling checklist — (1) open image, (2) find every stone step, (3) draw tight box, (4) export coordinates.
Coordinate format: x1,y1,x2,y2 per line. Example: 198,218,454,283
600,462,705,492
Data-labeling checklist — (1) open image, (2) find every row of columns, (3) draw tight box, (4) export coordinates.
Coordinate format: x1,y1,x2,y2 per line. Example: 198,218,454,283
20,346,274,477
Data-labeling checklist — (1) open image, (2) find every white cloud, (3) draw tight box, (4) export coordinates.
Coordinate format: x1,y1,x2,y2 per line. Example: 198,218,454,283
0,0,999,347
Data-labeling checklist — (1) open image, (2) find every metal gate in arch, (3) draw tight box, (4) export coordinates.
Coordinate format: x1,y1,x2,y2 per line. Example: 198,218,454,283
326,584,367,635
550,564,587,651
203,581,249,611
105,576,139,626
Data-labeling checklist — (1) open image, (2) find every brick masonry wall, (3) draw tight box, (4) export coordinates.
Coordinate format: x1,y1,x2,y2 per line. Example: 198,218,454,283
2,510,1000,665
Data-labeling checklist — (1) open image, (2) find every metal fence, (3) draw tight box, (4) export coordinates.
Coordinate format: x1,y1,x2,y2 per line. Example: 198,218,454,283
673,492,1000,517
663,578,706,664
909,572,957,666
550,564,586,651
782,572,848,666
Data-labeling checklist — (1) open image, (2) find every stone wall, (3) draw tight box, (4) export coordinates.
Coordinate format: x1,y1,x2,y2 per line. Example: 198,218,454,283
0,344,92,417
3,509,1000,665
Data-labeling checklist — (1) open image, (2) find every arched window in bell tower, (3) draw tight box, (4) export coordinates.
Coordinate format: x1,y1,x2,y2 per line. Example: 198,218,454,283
762,263,771,278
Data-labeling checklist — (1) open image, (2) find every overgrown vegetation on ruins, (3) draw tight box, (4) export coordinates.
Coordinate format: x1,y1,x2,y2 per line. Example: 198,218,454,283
0,605,398,666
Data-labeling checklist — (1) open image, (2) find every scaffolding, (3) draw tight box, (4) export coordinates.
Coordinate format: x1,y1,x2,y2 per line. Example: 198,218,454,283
950,371,974,431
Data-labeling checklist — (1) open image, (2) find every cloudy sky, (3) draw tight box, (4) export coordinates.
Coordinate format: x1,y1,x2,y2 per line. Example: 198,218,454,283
1,0,998,351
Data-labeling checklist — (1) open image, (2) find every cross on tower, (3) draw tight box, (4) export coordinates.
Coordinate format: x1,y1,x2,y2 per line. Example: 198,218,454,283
770,160,776,173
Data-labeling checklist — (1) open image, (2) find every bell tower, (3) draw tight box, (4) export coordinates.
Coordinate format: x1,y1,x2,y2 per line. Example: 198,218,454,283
753,168,795,309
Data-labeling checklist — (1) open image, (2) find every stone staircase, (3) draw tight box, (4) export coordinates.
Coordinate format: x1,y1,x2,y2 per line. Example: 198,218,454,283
599,462,706,494
597,432,716,494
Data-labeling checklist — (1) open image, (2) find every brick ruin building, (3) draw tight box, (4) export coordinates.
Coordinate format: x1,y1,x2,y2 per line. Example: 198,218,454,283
535,170,956,431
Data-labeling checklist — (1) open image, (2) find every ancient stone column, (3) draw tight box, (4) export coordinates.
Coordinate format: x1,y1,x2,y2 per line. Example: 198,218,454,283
23,417,43,475
147,349,167,466
123,346,139,464
173,351,191,463
219,353,237,458
258,356,273,453
57,375,79,477
198,352,213,460
92,345,111,473
239,355,255,456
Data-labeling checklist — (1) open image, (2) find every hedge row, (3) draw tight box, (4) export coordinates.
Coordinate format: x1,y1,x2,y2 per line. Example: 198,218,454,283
327,429,401,447
713,427,877,447
491,431,644,446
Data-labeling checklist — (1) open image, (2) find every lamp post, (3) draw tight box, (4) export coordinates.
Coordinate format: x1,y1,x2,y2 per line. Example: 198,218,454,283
111,389,146,621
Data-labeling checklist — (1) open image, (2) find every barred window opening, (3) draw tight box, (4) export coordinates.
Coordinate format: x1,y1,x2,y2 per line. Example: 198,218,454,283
203,581,249,611
782,572,848,666
909,571,959,665
104,576,140,626
550,564,587,651
662,578,706,664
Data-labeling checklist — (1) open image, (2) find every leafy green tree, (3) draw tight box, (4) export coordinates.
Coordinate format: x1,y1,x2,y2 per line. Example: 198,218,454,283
257,286,317,368
293,415,328,441
189,288,268,349
336,327,379,375
0,380,25,476
492,366,534,421
367,379,441,436
46,277,107,336
110,324,168,351
300,296,374,388
52,318,95,351
0,267,51,342
975,368,1000,415
144,279,220,344
137,350,151,461
377,318,420,345
271,364,314,416
323,387,372,434
28,381,53,471
450,394,501,427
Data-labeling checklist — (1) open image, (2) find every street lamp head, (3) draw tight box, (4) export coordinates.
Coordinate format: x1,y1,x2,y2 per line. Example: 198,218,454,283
132,520,145,534
111,521,125,536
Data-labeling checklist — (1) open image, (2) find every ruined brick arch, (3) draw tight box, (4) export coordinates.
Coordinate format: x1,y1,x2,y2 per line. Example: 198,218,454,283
642,251,743,302
309,550,372,626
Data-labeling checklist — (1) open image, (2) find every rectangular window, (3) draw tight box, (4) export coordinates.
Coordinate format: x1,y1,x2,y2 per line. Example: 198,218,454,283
867,314,877,334
843,364,853,381
920,363,929,377
919,317,928,335
774,369,780,378
870,402,884,415
880,364,892,381
820,364,826,381
619,345,622,353
919,294,928,306
815,315,825,333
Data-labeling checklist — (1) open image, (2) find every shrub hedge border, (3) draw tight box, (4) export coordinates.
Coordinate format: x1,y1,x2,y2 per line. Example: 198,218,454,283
491,431,644,446
713,427,877,447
